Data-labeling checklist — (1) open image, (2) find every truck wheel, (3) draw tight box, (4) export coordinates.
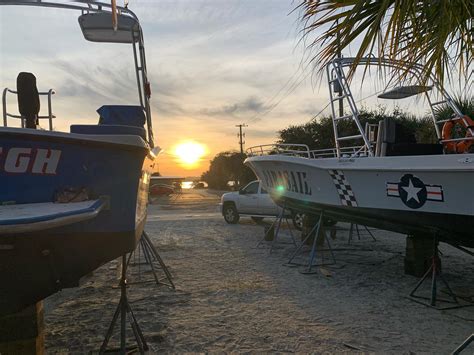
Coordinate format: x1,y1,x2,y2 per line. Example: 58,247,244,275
292,212,305,231
223,204,240,224
251,217,264,223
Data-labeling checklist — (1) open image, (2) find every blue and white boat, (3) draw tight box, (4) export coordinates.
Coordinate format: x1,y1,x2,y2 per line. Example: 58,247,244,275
0,1,158,316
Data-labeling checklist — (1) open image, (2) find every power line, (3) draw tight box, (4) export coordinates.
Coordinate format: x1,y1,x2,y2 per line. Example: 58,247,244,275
307,102,331,122
305,83,389,124
245,60,314,125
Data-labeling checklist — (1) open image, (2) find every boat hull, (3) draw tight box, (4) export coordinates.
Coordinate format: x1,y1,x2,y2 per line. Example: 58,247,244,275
245,154,474,248
0,128,155,315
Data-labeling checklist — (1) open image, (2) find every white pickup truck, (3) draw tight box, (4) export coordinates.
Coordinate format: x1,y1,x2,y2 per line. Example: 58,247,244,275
220,180,305,230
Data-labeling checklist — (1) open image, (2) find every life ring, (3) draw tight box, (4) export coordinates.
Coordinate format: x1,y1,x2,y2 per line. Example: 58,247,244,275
441,115,474,153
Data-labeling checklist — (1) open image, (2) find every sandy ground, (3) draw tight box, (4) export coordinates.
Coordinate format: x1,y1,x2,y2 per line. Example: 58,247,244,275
44,189,474,353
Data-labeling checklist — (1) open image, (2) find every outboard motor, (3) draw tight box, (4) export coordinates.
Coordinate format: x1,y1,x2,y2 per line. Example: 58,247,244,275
17,72,40,129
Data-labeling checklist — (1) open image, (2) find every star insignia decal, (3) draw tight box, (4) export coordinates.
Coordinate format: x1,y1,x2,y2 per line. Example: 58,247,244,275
386,174,444,209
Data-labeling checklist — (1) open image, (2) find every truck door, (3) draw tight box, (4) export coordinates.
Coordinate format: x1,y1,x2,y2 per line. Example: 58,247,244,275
258,185,279,215
238,181,259,214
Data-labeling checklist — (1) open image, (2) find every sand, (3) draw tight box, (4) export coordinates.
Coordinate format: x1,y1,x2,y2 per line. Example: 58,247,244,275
44,189,474,353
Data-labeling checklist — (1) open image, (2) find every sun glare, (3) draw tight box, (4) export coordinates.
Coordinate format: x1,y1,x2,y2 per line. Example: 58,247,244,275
174,141,206,167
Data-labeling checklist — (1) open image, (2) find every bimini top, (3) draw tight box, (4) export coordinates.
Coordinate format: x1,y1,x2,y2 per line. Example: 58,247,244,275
378,85,432,100
78,11,140,44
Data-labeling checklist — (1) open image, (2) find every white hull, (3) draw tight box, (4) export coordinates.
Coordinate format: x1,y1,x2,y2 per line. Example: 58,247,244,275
245,153,474,247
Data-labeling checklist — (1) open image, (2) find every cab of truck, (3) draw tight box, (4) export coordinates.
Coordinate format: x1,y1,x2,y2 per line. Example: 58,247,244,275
220,180,305,230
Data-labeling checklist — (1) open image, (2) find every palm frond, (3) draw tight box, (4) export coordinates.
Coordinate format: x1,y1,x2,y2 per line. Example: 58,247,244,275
297,0,473,87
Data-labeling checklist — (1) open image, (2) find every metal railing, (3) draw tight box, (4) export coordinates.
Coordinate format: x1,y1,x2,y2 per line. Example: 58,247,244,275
440,136,474,143
246,144,311,158
246,143,373,159
2,88,56,130
309,145,370,159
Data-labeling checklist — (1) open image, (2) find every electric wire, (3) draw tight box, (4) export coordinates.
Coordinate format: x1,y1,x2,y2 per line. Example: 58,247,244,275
304,83,390,124
244,60,314,124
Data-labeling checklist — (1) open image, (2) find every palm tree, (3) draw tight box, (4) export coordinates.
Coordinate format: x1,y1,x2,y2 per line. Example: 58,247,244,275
298,0,473,86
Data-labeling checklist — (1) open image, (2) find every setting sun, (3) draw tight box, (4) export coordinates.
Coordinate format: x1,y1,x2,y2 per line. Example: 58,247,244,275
174,141,206,167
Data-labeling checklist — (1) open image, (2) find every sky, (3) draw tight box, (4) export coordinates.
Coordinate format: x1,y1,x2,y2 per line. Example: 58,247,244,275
0,1,463,177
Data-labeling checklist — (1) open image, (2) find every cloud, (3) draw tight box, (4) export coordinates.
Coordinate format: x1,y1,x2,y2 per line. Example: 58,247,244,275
50,58,192,117
297,100,332,119
200,96,270,117
151,99,186,117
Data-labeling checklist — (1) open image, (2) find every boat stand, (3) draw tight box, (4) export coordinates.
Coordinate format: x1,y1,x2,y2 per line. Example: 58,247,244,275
348,223,376,244
452,333,473,355
256,205,297,254
408,236,472,310
99,254,148,354
128,231,175,289
285,211,336,274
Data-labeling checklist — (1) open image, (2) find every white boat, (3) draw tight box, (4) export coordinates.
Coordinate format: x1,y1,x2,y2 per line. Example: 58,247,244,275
245,57,474,248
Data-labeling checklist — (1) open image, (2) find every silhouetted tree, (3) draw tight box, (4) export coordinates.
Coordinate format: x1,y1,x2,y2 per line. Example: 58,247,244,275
278,107,437,149
201,151,256,190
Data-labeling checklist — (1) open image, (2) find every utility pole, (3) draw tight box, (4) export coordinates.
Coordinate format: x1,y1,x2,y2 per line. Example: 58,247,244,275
236,124,248,154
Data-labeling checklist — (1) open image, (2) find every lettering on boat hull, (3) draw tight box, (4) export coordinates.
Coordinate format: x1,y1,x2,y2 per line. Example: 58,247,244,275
262,169,312,196
0,147,61,175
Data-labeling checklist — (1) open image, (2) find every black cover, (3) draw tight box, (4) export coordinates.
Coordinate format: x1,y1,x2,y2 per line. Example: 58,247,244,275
386,143,443,156
382,117,440,156
16,72,40,128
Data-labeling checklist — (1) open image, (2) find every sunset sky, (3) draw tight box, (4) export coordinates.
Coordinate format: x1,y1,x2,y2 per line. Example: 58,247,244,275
0,1,455,177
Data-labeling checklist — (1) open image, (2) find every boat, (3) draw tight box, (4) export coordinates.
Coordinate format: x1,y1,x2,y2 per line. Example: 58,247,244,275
245,57,474,249
0,1,158,316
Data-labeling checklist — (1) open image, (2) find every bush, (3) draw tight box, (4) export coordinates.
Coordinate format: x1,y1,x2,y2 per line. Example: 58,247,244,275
201,151,255,190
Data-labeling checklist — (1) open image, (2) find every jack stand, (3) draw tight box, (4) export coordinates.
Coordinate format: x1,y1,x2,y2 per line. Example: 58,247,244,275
256,205,297,253
100,254,148,354
128,231,175,289
286,211,336,274
408,236,469,310
348,223,376,244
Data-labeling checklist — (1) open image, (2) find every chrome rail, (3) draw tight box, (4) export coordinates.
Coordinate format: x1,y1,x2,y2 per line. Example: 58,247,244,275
247,144,311,158
310,145,371,158
246,143,373,159
440,136,474,143
2,88,56,130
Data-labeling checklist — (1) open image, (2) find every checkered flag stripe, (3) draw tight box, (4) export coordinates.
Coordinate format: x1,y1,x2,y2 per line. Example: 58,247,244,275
329,170,358,207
